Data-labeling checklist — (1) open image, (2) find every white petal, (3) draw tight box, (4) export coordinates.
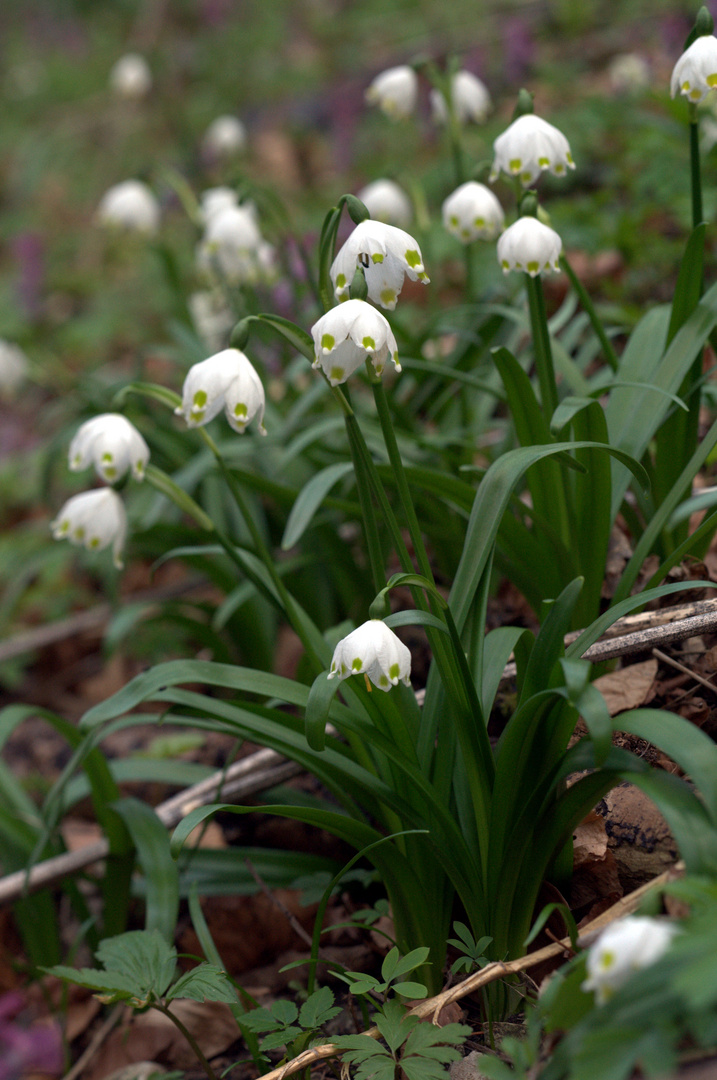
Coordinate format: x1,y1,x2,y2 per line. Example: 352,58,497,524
51,488,127,568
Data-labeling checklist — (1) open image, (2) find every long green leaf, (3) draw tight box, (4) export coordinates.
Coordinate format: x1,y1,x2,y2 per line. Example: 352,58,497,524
112,797,179,944
282,461,354,549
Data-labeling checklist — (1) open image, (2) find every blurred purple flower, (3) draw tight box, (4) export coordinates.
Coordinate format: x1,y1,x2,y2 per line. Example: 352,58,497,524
12,233,44,321
502,17,535,84
0,992,63,1080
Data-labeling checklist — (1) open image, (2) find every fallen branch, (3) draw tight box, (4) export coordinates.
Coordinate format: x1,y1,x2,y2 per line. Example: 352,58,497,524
257,862,686,1080
0,747,302,905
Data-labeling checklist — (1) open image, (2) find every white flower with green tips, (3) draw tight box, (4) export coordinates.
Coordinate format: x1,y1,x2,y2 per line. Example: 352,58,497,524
69,414,150,483
197,204,265,285
442,182,504,243
365,65,418,120
51,488,127,569
497,216,562,276
490,114,575,187
311,299,400,386
328,619,411,692
671,34,717,103
431,70,491,125
175,348,266,435
582,916,678,1005
330,220,429,310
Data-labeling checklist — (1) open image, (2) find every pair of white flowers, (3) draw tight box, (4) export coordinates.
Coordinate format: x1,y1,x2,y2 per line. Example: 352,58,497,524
365,66,491,125
51,414,149,569
196,188,276,287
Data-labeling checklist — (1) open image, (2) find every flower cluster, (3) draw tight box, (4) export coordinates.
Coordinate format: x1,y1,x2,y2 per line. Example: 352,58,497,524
442,182,505,243
490,114,575,188
196,198,276,287
497,216,562,276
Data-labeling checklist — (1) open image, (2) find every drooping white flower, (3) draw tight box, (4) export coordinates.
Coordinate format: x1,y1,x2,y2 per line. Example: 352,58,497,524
357,180,412,229
69,414,150,483
497,216,562,276
671,34,717,103
490,114,575,187
608,53,650,94
442,182,505,243
109,53,152,100
175,348,266,435
196,204,266,285
202,115,247,157
0,340,29,396
328,619,411,691
365,65,418,120
188,290,234,353
582,916,678,1005
198,186,239,226
431,70,491,125
311,299,400,386
51,488,128,569
331,220,429,310
96,180,160,236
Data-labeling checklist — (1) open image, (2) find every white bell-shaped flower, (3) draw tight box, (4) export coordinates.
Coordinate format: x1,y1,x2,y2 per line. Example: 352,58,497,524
109,53,152,100
96,180,160,236
51,488,128,569
202,115,247,156
0,340,29,396
431,70,491,125
188,290,234,353
331,220,429,310
69,414,150,483
198,187,239,226
328,619,411,692
175,348,266,435
357,180,413,229
582,916,678,1005
490,114,575,187
671,34,717,103
197,204,266,285
442,182,505,243
311,299,400,386
365,65,418,120
497,216,562,276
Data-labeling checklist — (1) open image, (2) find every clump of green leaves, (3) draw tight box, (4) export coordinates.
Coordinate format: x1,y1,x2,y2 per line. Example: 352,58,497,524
45,930,239,1080
332,946,471,1080
241,984,341,1059
447,922,493,976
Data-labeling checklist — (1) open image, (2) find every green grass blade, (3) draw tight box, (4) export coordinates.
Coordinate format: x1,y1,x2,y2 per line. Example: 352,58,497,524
112,797,180,944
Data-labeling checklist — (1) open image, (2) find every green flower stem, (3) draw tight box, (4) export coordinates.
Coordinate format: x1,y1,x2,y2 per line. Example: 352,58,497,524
198,427,325,673
689,104,704,228
370,375,434,585
559,255,619,373
153,1003,220,1080
524,272,558,417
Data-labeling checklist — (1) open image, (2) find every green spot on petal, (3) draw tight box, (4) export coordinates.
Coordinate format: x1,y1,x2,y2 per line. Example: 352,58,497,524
389,663,400,680
74,527,85,540
103,466,117,480
190,409,206,423
371,252,384,263
330,366,345,383
509,158,522,172
538,156,549,167
336,273,346,287
449,215,459,226
89,537,100,549
234,402,247,418
379,675,389,687
380,289,396,306
321,333,335,351
351,657,363,671
101,452,113,462
193,390,208,408
708,74,717,87
474,217,485,227
404,249,421,268
527,261,539,273
362,336,376,350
